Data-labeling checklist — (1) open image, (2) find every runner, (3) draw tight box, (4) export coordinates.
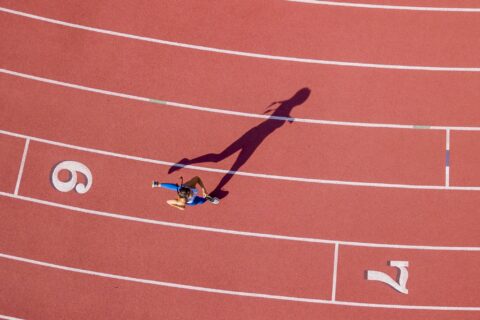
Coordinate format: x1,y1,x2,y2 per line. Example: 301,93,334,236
152,176,219,210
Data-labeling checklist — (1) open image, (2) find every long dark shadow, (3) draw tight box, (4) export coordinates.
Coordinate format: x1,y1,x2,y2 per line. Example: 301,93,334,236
168,87,311,199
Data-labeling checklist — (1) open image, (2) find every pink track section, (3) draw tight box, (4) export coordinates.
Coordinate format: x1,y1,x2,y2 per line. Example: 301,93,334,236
2,0,480,67
337,246,480,307
2,12,480,126
0,75,446,185
11,139,479,247
1,259,479,320
1,1,479,319
1,196,479,308
0,197,335,298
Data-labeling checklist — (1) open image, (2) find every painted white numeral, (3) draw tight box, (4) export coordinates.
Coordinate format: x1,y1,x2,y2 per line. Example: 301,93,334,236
51,161,93,194
367,261,409,294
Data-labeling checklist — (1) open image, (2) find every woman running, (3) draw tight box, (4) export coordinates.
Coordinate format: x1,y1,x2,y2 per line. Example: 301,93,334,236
152,176,219,210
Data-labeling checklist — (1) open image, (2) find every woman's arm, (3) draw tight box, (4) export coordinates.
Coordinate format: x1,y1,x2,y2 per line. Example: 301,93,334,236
184,176,208,196
167,199,185,210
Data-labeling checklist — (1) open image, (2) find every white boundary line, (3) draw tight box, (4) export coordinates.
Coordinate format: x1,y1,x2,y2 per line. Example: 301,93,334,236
0,315,24,320
1,69,149,103
3,68,480,132
287,0,480,12
0,252,478,311
14,138,30,195
1,129,480,191
1,191,479,251
331,243,339,301
1,7,480,72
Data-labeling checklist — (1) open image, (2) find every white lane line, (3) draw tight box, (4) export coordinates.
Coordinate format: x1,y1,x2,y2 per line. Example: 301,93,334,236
1,7,480,72
1,129,480,191
14,138,30,195
331,243,339,301
0,315,24,320
3,68,480,132
1,69,149,103
287,0,480,12
1,252,479,311
2,191,479,251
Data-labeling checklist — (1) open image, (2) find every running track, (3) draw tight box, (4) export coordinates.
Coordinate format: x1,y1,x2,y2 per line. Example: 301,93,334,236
0,1,479,319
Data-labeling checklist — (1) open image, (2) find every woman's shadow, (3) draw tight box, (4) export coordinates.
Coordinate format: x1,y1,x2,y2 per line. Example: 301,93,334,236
168,87,311,199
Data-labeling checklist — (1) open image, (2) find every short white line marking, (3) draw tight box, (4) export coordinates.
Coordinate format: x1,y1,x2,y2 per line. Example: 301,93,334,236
14,138,30,195
1,191,479,251
446,129,451,150
0,252,478,310
288,0,480,12
1,129,480,191
446,167,450,188
3,68,480,132
331,243,339,301
1,7,480,72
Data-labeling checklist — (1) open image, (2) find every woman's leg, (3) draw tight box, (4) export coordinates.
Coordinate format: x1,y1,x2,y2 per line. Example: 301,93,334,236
158,183,179,191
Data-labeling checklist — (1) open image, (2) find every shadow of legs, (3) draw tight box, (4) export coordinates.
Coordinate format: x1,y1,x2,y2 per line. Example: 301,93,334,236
168,139,243,174
168,153,223,174
210,148,252,199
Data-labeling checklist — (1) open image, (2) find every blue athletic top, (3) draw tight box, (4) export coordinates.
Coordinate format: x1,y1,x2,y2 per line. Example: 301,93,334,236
183,185,198,204
159,183,206,206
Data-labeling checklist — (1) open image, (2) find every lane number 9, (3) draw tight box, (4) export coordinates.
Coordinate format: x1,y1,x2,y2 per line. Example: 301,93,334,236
51,161,93,194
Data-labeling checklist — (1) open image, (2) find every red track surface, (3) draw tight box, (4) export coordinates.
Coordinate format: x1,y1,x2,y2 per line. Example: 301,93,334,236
1,1,479,319
3,0,480,67
2,12,480,125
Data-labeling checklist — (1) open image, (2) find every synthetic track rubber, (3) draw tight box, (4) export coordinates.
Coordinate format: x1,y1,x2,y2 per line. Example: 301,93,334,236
0,75,447,186
1,195,479,309
1,0,480,67
1,0,479,318
4,136,479,247
0,196,335,299
0,257,479,320
1,12,480,126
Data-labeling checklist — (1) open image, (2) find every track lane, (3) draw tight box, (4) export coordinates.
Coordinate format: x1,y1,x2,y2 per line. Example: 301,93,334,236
1,194,478,309
2,14,480,126
5,139,478,247
1,0,480,68
0,197,334,298
2,258,478,319
336,246,480,307
0,75,446,186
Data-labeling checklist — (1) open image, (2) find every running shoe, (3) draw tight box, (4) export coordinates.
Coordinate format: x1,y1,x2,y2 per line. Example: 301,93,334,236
205,195,220,204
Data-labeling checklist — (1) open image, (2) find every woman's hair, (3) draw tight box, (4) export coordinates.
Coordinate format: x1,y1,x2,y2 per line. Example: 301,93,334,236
177,186,190,200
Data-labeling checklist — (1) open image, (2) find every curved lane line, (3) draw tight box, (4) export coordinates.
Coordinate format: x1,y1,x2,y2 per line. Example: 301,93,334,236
287,0,480,12
2,129,480,191
1,191,479,251
0,316,23,320
1,7,480,72
3,68,480,132
0,252,479,310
